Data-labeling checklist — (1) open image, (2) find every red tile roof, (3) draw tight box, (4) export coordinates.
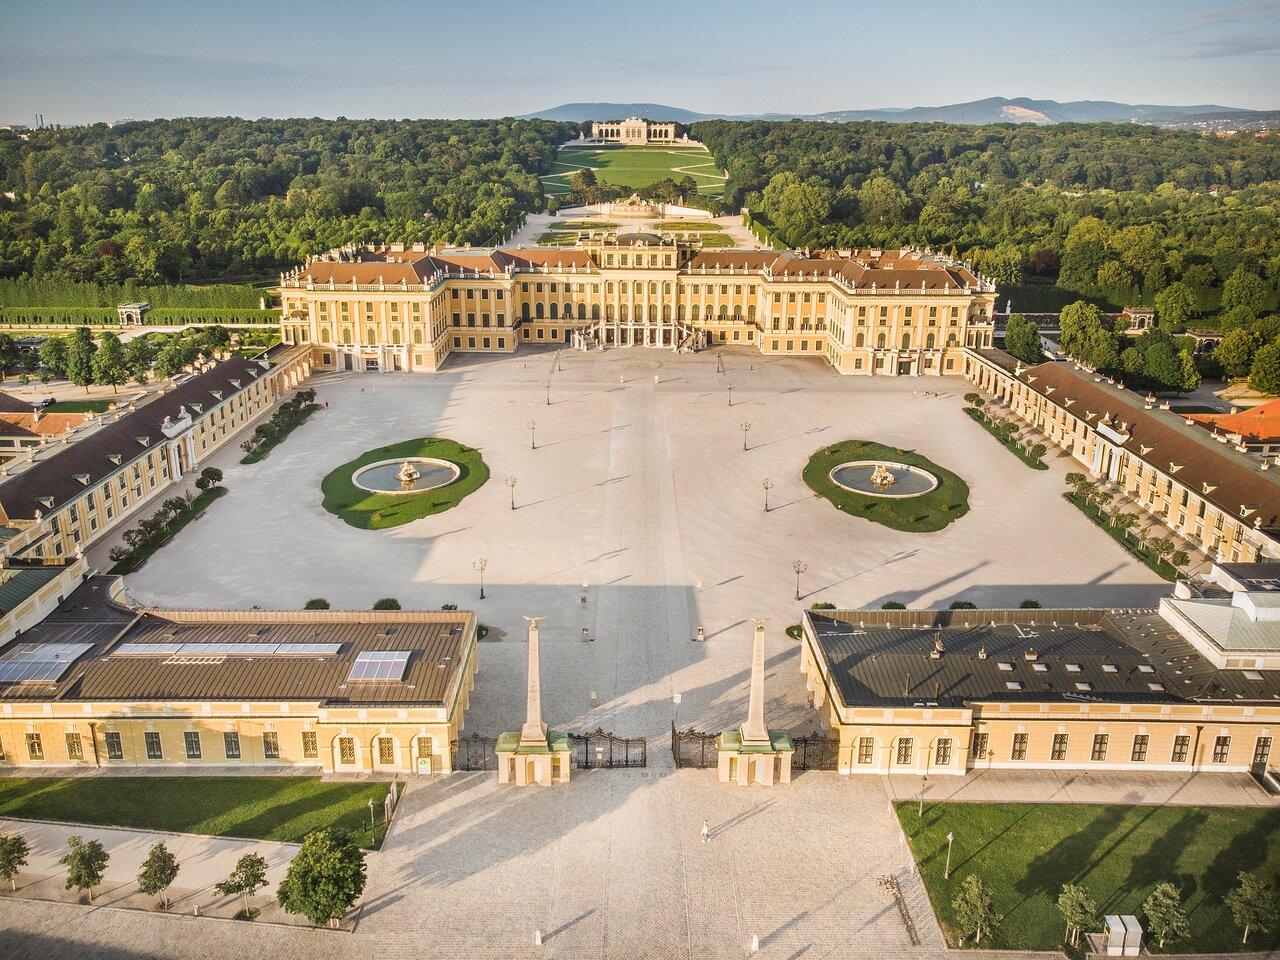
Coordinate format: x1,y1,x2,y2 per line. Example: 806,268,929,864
1188,399,1280,443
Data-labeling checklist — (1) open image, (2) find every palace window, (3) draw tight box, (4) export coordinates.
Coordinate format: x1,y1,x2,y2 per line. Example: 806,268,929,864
338,737,356,765
972,732,989,758
1212,736,1231,763
224,732,241,759
1051,734,1068,761
935,738,952,765
263,732,280,760
184,731,202,760
302,731,318,759
105,732,123,760
145,731,163,760
857,738,874,764
1091,734,1109,762
895,738,913,765
1011,733,1028,760
26,733,43,760
65,733,84,761
378,738,395,765
1131,735,1149,762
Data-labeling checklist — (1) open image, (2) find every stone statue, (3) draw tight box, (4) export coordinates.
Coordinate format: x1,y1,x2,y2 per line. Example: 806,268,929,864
869,463,897,489
397,460,421,490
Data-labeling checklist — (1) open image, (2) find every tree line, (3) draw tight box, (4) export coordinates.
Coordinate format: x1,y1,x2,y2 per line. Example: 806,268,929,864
0,117,576,284
691,120,1280,319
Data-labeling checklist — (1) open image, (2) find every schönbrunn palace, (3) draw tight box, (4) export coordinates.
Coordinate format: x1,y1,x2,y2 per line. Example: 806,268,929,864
277,230,997,376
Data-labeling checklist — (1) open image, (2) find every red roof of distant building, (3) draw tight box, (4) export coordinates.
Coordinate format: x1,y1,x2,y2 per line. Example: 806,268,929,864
1188,399,1280,443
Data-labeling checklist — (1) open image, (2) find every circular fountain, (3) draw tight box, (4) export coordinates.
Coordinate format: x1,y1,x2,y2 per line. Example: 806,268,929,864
829,460,939,498
352,457,460,495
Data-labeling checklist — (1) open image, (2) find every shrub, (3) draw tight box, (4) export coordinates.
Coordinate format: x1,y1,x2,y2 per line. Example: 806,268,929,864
303,598,330,610
372,598,401,610
810,601,836,610
1019,599,1042,608
949,601,977,610
881,601,906,610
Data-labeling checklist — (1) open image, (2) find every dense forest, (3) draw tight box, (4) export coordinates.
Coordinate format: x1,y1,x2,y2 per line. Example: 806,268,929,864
0,117,575,285
692,120,1280,316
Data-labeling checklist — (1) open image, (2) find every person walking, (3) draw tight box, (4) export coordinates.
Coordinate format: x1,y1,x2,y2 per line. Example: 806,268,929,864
701,819,710,843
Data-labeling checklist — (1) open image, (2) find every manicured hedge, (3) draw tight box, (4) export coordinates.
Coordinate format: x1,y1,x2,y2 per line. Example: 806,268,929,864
0,306,275,326
802,440,970,533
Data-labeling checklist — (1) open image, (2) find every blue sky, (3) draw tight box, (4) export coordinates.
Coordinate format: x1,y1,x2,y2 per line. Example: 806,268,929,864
1,0,1278,125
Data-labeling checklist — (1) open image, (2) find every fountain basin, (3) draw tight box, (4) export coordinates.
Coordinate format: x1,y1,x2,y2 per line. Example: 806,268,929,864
829,461,939,498
352,457,460,494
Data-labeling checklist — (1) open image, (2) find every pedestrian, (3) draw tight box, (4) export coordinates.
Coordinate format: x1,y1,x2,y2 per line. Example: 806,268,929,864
701,819,710,843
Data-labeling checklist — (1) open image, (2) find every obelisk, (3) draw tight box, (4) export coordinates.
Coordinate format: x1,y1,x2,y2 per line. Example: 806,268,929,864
519,616,548,745
740,618,770,745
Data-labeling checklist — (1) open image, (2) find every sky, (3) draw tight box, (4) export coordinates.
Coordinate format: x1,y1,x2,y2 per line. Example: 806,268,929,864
1,0,1279,126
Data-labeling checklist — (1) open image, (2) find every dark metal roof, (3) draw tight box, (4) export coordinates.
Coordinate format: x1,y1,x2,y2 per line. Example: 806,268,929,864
0,578,475,707
0,564,64,613
0,357,271,523
806,608,1280,709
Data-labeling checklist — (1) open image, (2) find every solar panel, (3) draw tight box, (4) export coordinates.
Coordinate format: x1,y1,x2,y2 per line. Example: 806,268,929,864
0,643,94,684
113,641,341,657
347,650,411,682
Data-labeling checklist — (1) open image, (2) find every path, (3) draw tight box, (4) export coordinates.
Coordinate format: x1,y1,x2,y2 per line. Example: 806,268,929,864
885,769,1279,807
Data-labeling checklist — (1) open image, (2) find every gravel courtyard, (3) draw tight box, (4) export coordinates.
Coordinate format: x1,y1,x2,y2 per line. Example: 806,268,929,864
104,347,1168,744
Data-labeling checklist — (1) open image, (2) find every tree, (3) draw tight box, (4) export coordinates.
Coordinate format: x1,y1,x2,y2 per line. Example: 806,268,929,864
65,327,96,392
276,829,367,927
1178,348,1202,392
304,598,330,610
91,331,127,393
1142,341,1184,392
60,835,109,901
762,172,831,242
0,332,18,382
137,841,180,909
1221,265,1270,317
195,466,223,491
39,335,68,378
1142,882,1189,949
949,600,976,609
952,874,998,945
372,597,401,610
0,834,30,891
1214,328,1260,380
1057,883,1096,947
1154,281,1197,329
1003,314,1043,365
568,168,597,192
1248,342,1280,395
1020,599,1042,608
880,601,906,610
215,852,269,918
1224,870,1275,945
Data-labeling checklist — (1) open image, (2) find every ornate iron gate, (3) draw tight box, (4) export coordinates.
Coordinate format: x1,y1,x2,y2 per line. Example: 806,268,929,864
671,723,720,768
451,733,497,771
790,734,839,770
568,728,646,768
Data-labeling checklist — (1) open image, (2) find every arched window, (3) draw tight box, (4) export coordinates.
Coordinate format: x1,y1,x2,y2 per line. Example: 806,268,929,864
521,303,530,321
341,327,352,345
649,282,658,295
926,332,935,349
578,303,586,320
718,305,728,319
732,306,742,320
647,304,656,322
856,332,865,347
606,281,614,295
677,305,685,321
535,303,544,319
550,303,559,319
947,333,957,347
747,305,756,321
901,332,910,349
592,304,600,320
366,327,376,342
876,332,886,349
320,326,331,343
390,328,401,345
606,304,615,320
662,304,672,321
564,302,573,319
620,304,629,321
413,328,423,344
704,305,713,320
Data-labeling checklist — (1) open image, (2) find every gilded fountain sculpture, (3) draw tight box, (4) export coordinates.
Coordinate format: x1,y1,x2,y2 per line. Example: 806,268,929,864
868,463,897,489
396,460,422,490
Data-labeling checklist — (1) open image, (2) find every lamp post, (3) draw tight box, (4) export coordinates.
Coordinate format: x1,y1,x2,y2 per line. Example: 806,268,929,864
368,798,376,832
944,831,955,880
473,557,488,600
740,421,751,451
762,477,774,512
527,419,537,450
918,772,929,818
792,559,807,601
543,378,551,406
727,381,735,407
505,475,517,510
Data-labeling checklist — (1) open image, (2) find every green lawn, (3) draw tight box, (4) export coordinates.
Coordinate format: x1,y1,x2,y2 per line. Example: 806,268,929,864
897,801,1280,953
652,221,724,231
1064,490,1178,581
965,407,1049,470
321,437,489,530
0,777,393,847
110,486,228,575
802,440,970,533
240,402,318,464
543,144,726,197
43,398,116,413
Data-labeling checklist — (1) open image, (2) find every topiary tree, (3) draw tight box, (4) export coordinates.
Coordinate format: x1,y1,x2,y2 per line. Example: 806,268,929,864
880,601,906,610
1225,869,1276,945
952,874,998,945
372,598,401,610
61,835,109,901
0,833,30,891
195,467,223,491
303,598,330,610
1142,882,1189,949
949,601,976,610
275,829,367,927
137,841,179,910
1058,882,1096,947
215,852,268,919
1020,599,1041,608
810,601,836,610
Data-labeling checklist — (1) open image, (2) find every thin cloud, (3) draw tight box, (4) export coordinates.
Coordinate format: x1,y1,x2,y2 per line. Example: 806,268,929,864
1161,33,1280,58
1166,0,1280,32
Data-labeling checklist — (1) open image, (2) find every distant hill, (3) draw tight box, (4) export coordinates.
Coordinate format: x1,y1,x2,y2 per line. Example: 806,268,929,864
520,98,1278,130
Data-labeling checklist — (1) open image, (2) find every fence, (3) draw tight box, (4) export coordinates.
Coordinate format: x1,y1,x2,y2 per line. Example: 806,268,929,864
568,728,646,768
672,723,720,768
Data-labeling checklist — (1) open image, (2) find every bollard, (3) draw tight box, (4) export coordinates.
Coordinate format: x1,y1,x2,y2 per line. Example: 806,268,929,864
695,626,705,642
534,928,542,946
750,934,759,953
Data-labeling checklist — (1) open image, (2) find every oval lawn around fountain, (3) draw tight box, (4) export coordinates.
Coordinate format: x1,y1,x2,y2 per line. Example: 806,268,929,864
802,440,969,532
321,438,489,530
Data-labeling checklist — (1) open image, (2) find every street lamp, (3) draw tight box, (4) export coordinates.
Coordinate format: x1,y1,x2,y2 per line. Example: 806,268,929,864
918,772,929,818
543,378,551,406
740,421,751,451
792,560,807,601
527,419,537,450
505,475,518,510
944,831,955,880
727,381,735,407
473,557,488,600
368,797,376,832
762,477,774,512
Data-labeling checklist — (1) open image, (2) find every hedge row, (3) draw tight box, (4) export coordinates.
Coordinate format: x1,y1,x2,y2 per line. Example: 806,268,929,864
0,278,263,309
0,306,277,326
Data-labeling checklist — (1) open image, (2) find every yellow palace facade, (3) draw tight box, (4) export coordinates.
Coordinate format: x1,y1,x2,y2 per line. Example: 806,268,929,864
278,232,996,376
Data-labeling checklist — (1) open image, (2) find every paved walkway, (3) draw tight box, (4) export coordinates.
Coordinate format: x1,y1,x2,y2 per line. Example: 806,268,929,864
885,769,1279,807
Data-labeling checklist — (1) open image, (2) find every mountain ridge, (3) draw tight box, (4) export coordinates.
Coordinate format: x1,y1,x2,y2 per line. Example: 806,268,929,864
520,98,1277,130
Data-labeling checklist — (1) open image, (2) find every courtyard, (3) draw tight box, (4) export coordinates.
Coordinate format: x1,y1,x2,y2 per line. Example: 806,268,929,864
99,347,1170,746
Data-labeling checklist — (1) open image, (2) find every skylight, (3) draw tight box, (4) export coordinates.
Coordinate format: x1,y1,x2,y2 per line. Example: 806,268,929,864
1075,682,1092,692
1148,682,1165,692
347,650,411,682
997,662,1013,671
113,642,341,657
1102,664,1118,673
0,643,94,684
1005,680,1023,691
1032,663,1049,672
1065,663,1081,672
